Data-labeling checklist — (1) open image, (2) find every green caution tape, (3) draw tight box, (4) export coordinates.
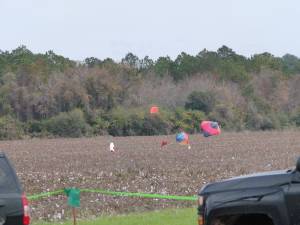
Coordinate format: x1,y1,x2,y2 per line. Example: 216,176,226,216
81,189,197,201
28,188,197,201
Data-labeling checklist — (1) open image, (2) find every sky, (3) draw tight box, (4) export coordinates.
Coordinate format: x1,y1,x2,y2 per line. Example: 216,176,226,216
1,0,300,61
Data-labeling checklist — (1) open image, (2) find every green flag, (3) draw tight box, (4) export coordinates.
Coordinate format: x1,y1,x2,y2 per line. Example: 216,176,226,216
64,188,80,208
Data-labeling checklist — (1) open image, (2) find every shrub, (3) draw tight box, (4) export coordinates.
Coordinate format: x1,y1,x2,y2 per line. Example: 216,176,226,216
208,104,243,130
172,108,205,133
241,84,254,98
27,120,44,133
107,107,132,136
276,112,290,128
85,109,109,135
128,113,145,135
259,116,276,130
245,109,279,131
45,109,89,137
107,108,146,136
0,116,23,140
185,91,216,114
142,114,172,135
291,109,300,127
107,107,177,136
107,107,208,136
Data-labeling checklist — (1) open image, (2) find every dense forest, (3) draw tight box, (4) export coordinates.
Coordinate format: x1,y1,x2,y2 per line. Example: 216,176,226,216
1,45,300,139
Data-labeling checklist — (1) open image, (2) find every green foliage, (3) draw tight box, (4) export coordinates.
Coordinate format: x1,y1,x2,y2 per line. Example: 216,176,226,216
252,97,272,114
85,57,102,68
245,107,280,131
251,53,283,72
154,57,173,77
105,107,207,136
0,45,299,139
185,91,216,114
107,108,135,136
282,54,300,75
291,109,300,127
275,112,290,128
85,109,110,135
217,45,236,58
208,104,243,130
142,114,172,135
172,52,200,80
107,108,172,136
0,116,23,140
242,84,254,98
218,60,249,83
122,53,139,68
196,49,220,72
45,109,89,137
27,120,44,133
172,109,205,133
139,56,154,71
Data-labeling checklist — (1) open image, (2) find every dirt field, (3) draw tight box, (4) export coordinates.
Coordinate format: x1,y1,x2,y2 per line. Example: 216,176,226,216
1,130,300,221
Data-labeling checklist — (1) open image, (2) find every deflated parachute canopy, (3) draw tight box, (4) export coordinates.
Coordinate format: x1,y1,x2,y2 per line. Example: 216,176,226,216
200,121,221,137
176,132,189,145
150,106,159,114
160,140,168,148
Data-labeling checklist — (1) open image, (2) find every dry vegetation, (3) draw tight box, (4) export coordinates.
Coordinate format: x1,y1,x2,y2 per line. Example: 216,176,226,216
4,47,300,140
0,130,300,221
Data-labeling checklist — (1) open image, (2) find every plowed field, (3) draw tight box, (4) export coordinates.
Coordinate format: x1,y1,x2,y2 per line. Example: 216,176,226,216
0,130,299,221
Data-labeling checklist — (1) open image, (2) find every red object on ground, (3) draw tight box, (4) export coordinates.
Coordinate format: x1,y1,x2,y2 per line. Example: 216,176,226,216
150,106,159,114
161,140,168,148
200,121,221,137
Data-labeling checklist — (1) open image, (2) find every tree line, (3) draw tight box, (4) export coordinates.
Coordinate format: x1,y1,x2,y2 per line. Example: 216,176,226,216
1,45,300,139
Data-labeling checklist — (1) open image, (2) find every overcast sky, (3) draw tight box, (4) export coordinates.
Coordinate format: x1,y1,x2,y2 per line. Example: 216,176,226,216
1,0,300,61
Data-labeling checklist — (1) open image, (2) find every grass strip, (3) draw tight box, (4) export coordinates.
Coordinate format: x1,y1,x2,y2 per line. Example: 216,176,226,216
33,208,197,225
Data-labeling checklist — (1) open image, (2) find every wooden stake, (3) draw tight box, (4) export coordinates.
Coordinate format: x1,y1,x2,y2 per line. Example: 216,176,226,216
72,207,77,225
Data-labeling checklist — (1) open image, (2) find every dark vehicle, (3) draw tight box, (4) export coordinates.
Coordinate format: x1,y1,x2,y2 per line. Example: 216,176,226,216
197,157,300,225
0,153,30,225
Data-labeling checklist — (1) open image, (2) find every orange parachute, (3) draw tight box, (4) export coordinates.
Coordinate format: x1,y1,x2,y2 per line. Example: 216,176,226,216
150,106,159,114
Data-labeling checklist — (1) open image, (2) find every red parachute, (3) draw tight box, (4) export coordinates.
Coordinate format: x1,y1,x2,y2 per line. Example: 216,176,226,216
150,106,159,114
200,121,221,137
160,140,168,148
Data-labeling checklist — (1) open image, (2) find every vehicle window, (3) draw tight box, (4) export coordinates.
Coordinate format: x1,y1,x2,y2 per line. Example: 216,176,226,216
0,158,18,192
210,122,219,129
